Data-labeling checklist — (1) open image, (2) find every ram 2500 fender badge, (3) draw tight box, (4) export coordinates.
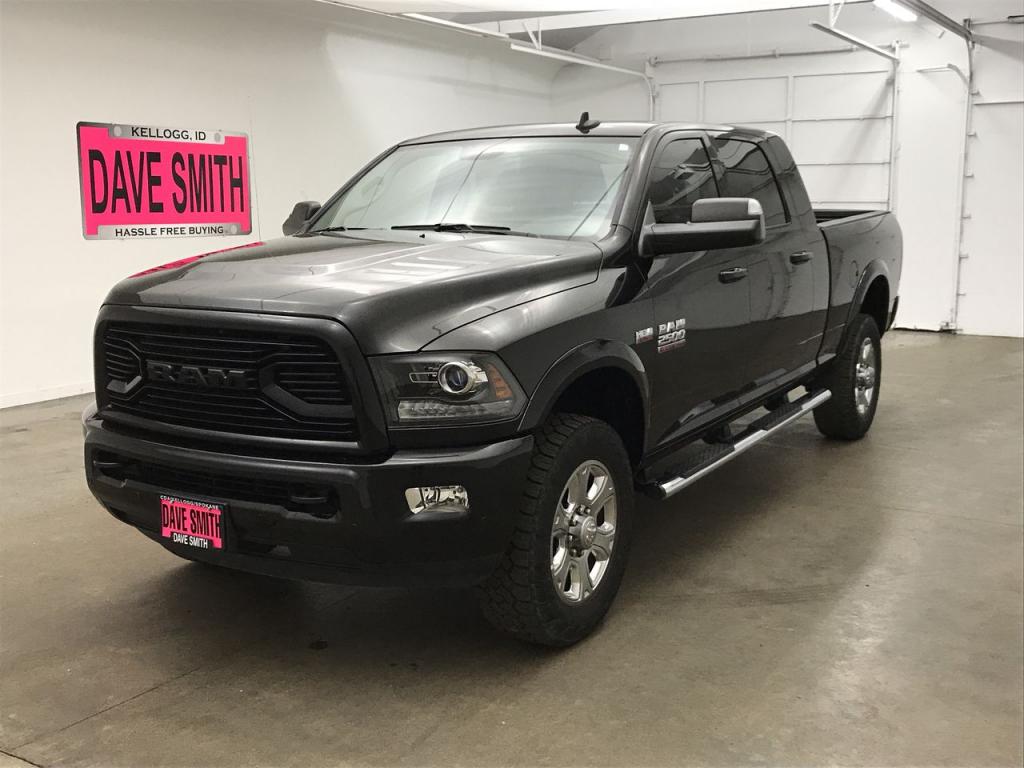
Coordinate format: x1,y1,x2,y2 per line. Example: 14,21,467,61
146,361,249,390
657,318,687,353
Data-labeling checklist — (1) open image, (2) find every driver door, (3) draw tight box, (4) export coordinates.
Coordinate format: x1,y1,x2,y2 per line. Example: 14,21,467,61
638,133,758,450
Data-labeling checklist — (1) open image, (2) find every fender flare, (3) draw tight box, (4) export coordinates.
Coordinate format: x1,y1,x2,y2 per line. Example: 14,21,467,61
845,259,891,339
517,339,651,440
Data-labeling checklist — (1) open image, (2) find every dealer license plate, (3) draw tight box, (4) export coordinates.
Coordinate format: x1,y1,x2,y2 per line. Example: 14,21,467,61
160,495,225,551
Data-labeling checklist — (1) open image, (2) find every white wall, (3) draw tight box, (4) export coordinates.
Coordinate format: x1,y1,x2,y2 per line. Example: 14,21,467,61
0,0,560,407
552,2,1024,337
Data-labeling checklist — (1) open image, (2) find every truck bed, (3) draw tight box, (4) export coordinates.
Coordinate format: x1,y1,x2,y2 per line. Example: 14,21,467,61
815,207,903,350
814,208,886,225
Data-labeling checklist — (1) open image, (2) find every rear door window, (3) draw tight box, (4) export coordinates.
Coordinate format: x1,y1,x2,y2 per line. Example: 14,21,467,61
712,138,790,227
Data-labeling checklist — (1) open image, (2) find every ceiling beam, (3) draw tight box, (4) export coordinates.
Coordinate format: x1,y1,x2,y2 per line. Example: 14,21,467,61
470,1,869,34
809,22,900,60
899,0,974,42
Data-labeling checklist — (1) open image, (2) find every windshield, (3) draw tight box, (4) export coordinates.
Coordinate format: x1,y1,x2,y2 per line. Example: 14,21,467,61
312,137,638,240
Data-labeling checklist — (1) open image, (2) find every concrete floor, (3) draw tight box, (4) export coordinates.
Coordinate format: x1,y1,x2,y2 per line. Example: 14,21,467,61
1,331,1022,767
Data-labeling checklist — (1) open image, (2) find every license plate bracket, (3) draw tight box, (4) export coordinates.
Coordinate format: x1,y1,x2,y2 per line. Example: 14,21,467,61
159,495,227,551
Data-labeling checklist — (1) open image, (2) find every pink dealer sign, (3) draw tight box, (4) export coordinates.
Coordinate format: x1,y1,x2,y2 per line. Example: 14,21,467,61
77,122,251,240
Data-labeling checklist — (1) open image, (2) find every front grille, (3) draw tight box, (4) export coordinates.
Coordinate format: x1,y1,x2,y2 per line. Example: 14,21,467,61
100,323,357,442
94,451,337,518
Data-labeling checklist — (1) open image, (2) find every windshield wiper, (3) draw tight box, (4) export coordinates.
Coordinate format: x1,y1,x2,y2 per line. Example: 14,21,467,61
309,225,366,235
391,223,536,237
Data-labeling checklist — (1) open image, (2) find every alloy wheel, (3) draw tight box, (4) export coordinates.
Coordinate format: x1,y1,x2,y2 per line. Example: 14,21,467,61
550,460,618,604
855,337,877,415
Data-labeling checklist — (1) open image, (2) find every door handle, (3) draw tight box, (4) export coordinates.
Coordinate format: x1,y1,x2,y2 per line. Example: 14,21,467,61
718,267,748,284
789,250,813,264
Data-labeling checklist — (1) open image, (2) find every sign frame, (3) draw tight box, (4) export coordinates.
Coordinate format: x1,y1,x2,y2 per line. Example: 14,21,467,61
76,121,253,241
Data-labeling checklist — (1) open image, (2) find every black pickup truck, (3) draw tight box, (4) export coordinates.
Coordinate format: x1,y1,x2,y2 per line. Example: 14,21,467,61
84,120,901,645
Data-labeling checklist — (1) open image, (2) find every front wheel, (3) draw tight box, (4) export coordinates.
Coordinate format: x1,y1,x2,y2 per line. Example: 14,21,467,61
477,414,633,646
814,313,881,440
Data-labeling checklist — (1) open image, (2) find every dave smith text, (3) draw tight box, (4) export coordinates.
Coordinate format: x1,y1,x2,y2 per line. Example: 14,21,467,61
86,150,245,215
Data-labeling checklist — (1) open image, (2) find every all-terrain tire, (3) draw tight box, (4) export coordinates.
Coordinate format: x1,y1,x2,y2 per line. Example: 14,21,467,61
813,313,881,440
477,413,633,646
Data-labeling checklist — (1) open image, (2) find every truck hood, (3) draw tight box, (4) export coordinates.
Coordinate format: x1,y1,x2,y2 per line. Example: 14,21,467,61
105,232,602,353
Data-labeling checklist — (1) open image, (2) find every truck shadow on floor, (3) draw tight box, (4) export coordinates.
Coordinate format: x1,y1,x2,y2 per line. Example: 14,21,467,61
130,428,885,674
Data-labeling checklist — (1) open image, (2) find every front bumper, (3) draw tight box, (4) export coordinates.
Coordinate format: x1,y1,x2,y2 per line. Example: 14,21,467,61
84,407,534,587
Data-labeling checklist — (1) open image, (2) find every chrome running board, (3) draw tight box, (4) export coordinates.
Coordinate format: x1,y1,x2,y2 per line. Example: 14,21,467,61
651,390,832,500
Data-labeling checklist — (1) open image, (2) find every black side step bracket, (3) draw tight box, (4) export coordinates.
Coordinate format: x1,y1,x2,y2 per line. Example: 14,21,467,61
645,390,831,500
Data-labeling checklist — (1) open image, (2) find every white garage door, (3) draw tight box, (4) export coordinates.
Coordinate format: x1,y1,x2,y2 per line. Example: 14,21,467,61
659,69,895,209
956,19,1024,338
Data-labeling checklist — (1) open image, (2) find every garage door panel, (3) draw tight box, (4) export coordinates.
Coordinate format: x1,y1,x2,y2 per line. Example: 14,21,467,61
793,71,891,119
790,119,891,164
671,68,893,209
741,121,788,138
704,77,787,123
659,82,700,121
799,164,889,205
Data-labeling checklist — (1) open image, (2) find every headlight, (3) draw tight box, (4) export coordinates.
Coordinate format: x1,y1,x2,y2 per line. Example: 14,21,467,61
370,352,526,426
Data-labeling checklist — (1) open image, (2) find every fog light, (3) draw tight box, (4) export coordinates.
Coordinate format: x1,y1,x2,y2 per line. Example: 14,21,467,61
405,485,469,514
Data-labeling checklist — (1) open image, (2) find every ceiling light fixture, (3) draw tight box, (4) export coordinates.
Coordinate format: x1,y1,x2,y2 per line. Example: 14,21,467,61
873,0,918,23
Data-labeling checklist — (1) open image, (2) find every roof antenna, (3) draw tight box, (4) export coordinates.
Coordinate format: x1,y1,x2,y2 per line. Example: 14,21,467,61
575,111,601,134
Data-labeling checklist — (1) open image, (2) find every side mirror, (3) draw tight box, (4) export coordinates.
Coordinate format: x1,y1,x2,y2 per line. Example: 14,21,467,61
282,201,321,236
642,198,766,257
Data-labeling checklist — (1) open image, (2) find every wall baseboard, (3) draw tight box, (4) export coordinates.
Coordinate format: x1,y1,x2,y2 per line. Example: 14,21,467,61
0,383,95,410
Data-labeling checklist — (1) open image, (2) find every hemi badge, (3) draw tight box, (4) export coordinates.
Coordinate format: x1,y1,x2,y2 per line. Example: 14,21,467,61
635,327,654,344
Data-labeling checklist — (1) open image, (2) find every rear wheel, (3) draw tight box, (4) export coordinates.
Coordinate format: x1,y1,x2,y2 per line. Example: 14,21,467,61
477,413,633,646
814,313,881,440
